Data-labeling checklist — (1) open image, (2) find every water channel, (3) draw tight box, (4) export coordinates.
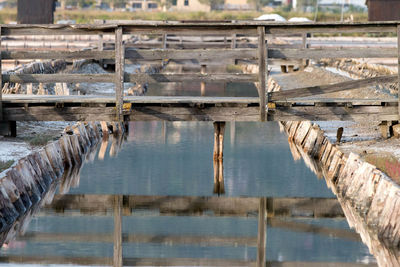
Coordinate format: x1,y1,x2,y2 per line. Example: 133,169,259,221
0,75,385,266
0,120,378,266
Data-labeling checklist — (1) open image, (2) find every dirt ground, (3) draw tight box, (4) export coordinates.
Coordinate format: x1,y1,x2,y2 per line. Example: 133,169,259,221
271,66,400,183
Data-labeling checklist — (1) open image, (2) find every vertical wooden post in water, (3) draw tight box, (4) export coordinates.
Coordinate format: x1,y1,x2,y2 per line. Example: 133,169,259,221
113,195,122,267
257,26,266,122
115,26,124,121
213,122,225,160
213,159,225,195
201,65,206,96
257,197,267,267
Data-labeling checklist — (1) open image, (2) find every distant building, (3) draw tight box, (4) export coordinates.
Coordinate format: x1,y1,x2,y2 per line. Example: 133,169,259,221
129,0,161,11
17,0,56,24
366,0,400,21
169,0,211,12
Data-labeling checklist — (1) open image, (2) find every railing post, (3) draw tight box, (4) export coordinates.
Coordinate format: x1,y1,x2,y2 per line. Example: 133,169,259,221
231,33,236,65
115,26,124,121
301,33,308,70
98,19,105,67
258,26,266,122
398,25,400,118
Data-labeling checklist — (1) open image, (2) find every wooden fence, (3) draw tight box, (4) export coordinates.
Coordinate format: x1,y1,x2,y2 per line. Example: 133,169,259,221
0,21,399,123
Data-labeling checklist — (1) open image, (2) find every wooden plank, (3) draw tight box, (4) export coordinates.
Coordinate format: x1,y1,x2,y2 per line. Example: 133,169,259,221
2,24,117,36
2,106,260,122
2,95,260,105
268,48,398,59
113,195,122,267
122,26,257,36
1,50,115,60
258,26,266,121
275,98,397,105
270,75,398,101
125,73,258,83
266,24,397,34
115,26,124,121
125,48,257,61
3,74,115,83
269,106,399,121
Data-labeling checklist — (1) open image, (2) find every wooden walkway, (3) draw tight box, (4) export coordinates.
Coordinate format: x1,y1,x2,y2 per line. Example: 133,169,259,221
2,94,398,122
0,21,399,123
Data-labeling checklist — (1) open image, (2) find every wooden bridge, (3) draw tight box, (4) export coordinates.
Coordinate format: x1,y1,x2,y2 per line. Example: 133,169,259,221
0,21,399,125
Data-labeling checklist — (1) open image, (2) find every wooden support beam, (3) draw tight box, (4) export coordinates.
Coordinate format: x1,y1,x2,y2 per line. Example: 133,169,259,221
268,47,398,59
270,75,398,101
258,26,266,122
3,74,115,84
125,73,257,83
115,26,124,121
257,197,267,267
124,48,257,61
113,195,122,267
1,50,115,60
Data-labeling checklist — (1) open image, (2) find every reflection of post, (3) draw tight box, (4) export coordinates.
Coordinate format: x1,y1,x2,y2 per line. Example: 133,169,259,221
213,122,226,160
201,65,206,96
257,197,267,267
230,121,235,146
98,136,109,160
162,121,167,144
213,159,225,195
113,195,122,267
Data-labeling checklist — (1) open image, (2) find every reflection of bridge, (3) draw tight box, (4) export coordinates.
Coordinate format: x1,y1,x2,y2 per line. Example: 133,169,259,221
0,21,399,127
1,193,367,267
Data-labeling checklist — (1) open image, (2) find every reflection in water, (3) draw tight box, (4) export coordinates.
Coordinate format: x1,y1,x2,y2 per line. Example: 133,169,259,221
289,138,400,266
0,123,379,266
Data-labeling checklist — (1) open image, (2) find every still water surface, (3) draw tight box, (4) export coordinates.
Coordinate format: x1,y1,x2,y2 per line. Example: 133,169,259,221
0,121,377,266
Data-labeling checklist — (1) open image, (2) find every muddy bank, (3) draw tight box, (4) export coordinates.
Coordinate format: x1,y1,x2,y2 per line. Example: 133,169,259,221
268,68,400,265
0,121,125,246
284,123,400,266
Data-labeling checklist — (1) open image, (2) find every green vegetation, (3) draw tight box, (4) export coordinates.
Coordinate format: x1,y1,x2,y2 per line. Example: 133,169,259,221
0,160,14,173
0,7,368,24
24,135,54,147
226,64,243,73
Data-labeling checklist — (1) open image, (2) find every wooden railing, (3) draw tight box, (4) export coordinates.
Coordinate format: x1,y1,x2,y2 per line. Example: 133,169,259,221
0,21,399,122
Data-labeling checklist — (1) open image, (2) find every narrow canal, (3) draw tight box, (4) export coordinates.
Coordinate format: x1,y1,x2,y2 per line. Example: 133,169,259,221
0,121,376,266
